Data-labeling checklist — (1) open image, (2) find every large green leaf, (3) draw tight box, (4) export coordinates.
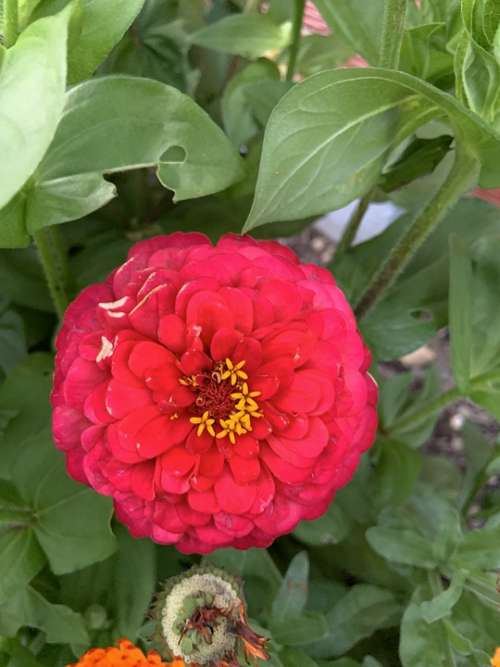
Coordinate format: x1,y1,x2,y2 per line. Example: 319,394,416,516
0,6,71,226
0,353,53,478
243,68,500,231
3,75,243,246
0,585,89,644
0,300,26,375
400,588,450,667
271,552,309,622
11,431,116,574
307,584,401,658
0,481,43,605
30,0,145,84
191,14,291,59
293,503,350,546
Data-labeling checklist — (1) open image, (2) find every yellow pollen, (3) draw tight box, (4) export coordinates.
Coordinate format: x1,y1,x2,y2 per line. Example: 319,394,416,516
187,358,263,444
221,358,248,385
190,411,216,437
170,412,179,420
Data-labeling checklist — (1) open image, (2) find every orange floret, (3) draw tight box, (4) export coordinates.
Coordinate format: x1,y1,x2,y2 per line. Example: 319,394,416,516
67,639,183,667
492,647,500,667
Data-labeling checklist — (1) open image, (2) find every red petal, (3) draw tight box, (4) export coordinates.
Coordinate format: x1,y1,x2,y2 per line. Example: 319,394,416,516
136,415,192,459
229,455,261,483
188,489,220,513
233,435,259,458
199,449,224,478
272,370,322,414
219,287,254,334
158,314,187,354
214,513,254,537
261,445,313,483
176,502,211,526
105,379,151,419
210,327,243,361
128,341,175,378
131,461,156,500
63,358,106,408
160,447,196,477
214,469,257,514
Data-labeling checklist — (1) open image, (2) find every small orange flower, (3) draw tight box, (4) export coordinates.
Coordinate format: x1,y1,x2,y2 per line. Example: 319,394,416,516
67,639,183,667
492,647,500,667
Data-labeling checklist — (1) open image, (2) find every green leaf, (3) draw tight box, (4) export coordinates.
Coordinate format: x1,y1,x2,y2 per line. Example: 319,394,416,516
452,526,500,570
221,59,281,147
0,585,89,644
400,23,455,83
420,570,466,623
31,76,243,223
307,584,400,658
0,248,52,311
0,353,53,478
270,611,329,647
277,649,321,667
272,552,309,622
369,439,422,510
11,431,117,574
0,300,26,375
457,422,497,510
31,0,145,84
191,14,292,59
449,591,499,660
312,0,384,63
243,67,500,231
101,0,196,92
0,5,72,237
449,234,473,392
399,588,450,667
294,503,350,546
0,527,45,603
2,641,45,667
112,525,156,639
367,486,463,568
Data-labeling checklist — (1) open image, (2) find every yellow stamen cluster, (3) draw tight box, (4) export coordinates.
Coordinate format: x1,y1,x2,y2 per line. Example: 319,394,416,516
188,359,262,444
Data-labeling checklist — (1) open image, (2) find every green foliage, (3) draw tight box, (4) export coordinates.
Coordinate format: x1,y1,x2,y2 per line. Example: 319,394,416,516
1,0,500,665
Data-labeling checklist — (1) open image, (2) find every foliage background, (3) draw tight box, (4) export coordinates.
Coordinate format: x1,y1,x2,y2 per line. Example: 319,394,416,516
1,0,500,665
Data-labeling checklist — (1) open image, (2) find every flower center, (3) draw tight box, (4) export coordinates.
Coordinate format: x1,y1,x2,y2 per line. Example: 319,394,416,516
181,358,263,444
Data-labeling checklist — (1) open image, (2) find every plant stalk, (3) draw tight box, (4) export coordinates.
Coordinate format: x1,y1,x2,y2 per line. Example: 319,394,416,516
355,145,478,319
378,0,408,69
286,0,306,81
335,190,373,256
4,0,19,48
33,227,70,319
388,369,500,435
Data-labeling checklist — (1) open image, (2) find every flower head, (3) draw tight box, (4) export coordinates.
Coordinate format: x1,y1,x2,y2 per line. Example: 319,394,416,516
492,647,500,667
67,639,173,666
151,565,268,666
52,233,377,553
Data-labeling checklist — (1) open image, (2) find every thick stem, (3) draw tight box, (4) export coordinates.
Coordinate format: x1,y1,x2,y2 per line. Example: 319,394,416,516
33,227,70,319
335,190,372,256
286,0,305,81
378,0,408,69
355,145,478,319
4,0,19,47
388,369,500,435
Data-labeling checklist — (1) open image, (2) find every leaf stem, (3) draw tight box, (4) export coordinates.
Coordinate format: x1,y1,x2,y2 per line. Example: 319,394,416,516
286,0,306,81
33,227,70,319
378,0,408,69
4,0,19,48
388,369,500,435
334,190,373,256
354,145,478,319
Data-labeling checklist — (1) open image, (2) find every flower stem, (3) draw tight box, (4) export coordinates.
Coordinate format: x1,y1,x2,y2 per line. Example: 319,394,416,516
378,0,408,69
33,227,70,319
388,369,500,435
286,0,305,81
334,190,372,256
4,0,19,48
355,145,478,319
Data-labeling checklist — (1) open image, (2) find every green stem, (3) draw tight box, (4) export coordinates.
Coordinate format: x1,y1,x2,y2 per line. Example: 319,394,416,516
335,190,372,256
4,0,19,47
388,369,500,435
378,0,408,69
33,227,70,319
355,145,478,319
286,0,305,81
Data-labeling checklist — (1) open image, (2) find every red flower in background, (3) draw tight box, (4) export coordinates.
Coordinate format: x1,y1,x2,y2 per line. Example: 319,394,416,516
52,233,377,553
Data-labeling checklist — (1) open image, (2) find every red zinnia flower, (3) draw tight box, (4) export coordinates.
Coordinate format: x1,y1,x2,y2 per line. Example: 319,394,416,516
52,233,377,553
